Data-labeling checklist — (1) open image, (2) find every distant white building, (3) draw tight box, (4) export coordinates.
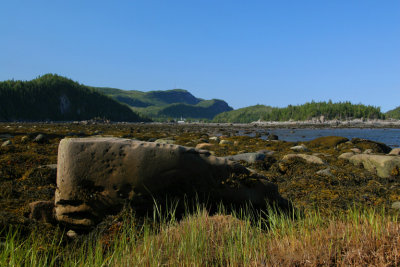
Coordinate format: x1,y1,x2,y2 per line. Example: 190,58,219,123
177,116,185,124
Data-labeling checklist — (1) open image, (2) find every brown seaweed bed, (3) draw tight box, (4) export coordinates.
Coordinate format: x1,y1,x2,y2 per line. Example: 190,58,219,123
1,122,400,235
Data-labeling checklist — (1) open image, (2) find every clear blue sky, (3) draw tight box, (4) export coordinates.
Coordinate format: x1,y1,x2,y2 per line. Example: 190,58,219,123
1,1,399,111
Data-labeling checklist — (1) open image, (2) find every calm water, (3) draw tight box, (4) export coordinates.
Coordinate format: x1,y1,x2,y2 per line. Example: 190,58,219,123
256,128,400,148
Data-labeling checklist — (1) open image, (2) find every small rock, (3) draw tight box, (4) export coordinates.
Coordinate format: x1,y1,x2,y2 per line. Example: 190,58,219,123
224,152,266,163
257,149,275,156
66,230,78,238
313,153,332,157
0,134,12,139
147,138,157,142
282,154,326,165
220,140,233,145
21,136,30,143
1,140,12,147
391,202,400,211
29,201,54,223
33,134,46,143
209,136,220,142
389,148,400,155
290,144,309,152
363,149,373,154
40,164,57,170
155,139,176,144
267,134,279,141
316,168,334,177
338,152,355,160
350,148,362,154
196,143,213,150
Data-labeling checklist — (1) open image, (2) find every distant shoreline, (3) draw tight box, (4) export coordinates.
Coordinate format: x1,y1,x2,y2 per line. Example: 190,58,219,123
1,118,400,129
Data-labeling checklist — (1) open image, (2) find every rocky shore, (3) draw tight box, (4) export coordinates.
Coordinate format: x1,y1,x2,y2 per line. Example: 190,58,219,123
1,122,400,234
249,118,400,128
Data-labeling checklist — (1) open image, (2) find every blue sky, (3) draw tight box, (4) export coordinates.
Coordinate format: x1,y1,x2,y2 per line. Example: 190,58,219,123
1,1,399,111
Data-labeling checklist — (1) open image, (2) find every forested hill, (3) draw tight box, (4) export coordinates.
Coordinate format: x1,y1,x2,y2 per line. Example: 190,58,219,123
213,101,385,123
94,87,233,120
0,74,147,122
386,107,400,119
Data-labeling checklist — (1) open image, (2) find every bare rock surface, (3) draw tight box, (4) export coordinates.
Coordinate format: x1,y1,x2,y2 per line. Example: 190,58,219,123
55,138,290,228
348,154,400,178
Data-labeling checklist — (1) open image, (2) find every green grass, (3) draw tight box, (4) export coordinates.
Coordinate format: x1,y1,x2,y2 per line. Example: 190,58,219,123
1,203,399,266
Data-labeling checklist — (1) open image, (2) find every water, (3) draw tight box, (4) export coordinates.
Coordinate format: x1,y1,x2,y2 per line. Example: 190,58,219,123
256,128,400,148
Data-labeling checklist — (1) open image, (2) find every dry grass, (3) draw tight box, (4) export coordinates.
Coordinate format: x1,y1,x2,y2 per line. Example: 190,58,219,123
1,206,400,266
107,207,400,266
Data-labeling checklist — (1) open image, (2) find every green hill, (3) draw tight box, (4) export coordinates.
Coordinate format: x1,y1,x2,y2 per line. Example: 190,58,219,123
0,74,147,122
386,107,400,119
213,101,385,123
94,87,233,120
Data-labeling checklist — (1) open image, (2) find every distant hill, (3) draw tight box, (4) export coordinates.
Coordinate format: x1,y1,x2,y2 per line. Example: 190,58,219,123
213,101,385,123
94,87,233,120
386,107,400,119
0,74,147,122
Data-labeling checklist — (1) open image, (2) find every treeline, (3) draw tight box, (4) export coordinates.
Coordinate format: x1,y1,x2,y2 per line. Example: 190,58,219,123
386,107,400,119
0,74,146,122
213,101,385,123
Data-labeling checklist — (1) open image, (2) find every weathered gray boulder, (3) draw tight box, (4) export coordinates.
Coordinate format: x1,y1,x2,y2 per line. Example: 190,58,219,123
348,154,400,178
55,138,290,228
223,152,266,163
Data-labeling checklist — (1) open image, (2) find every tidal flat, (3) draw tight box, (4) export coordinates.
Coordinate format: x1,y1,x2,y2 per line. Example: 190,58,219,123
1,122,400,266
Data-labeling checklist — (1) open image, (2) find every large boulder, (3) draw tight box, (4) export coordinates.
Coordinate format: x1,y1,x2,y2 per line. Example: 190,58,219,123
55,138,290,228
348,154,400,178
351,138,392,154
